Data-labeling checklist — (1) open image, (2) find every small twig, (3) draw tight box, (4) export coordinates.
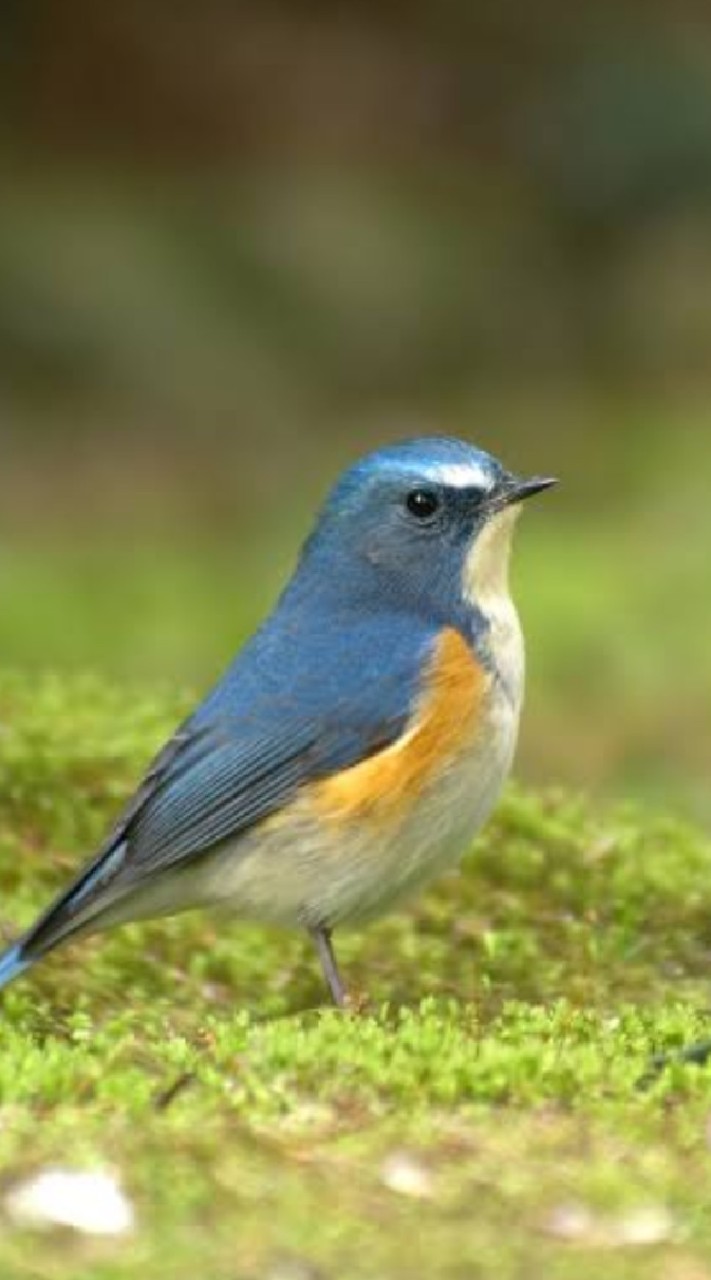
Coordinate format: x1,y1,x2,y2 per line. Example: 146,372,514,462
154,1071,196,1112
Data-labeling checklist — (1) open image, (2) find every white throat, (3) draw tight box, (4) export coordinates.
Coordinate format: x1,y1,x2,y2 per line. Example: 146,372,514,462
462,506,525,707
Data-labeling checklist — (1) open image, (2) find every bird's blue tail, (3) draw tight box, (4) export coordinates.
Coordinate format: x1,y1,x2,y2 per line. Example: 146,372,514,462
0,943,30,991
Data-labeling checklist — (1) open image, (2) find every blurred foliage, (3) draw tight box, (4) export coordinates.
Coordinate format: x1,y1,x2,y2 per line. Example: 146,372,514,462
1,3,710,817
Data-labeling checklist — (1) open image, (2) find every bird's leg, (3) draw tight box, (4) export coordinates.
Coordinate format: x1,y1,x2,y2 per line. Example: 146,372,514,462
310,926,347,1008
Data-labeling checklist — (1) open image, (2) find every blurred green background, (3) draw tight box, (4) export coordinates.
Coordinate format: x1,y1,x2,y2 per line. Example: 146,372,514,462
1,1,710,819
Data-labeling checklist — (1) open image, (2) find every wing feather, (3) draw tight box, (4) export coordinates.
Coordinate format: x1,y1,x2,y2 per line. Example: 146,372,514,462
20,613,438,958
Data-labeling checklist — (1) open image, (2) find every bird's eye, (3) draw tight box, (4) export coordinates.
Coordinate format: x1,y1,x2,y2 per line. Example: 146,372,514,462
406,488,440,521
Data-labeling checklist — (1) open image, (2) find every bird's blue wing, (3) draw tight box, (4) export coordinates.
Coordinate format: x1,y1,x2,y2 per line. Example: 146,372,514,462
118,723,319,873
21,610,436,957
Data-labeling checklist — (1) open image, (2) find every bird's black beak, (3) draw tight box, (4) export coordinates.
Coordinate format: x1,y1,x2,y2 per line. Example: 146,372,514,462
502,475,558,507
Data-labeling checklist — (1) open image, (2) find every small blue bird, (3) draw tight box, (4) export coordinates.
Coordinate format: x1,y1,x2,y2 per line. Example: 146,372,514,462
0,438,554,1005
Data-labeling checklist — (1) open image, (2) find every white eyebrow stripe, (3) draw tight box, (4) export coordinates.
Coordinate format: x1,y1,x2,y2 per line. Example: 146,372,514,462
432,462,493,490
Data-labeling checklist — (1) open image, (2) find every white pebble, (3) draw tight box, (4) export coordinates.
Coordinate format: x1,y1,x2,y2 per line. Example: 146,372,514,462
5,1168,135,1236
544,1202,595,1241
380,1152,433,1199
614,1207,677,1247
543,1201,677,1248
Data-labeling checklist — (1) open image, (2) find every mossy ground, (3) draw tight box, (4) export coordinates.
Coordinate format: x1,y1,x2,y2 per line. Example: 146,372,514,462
1,673,711,1278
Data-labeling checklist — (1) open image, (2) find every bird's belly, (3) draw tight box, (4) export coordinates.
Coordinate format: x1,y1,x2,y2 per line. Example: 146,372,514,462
197,679,521,929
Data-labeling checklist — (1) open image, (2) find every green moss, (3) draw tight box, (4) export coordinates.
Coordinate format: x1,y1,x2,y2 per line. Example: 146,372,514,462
1,671,711,1278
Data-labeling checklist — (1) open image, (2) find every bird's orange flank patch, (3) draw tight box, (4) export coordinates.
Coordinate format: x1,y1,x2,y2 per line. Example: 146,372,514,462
311,628,487,826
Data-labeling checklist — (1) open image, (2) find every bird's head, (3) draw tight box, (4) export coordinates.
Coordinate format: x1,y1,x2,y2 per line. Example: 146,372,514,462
297,437,556,623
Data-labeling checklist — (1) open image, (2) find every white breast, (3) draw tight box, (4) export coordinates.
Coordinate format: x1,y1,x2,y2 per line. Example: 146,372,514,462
462,504,525,713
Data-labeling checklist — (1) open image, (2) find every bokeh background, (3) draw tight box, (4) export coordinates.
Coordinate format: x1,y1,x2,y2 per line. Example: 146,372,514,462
2,1,710,819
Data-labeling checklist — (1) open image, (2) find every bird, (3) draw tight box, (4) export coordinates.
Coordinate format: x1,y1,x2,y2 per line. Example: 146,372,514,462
0,437,555,1006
